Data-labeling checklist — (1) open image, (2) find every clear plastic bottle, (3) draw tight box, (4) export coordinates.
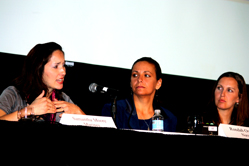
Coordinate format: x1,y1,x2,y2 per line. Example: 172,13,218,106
152,109,164,131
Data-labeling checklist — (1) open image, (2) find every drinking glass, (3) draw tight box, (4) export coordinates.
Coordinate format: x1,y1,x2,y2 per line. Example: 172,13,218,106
187,115,202,134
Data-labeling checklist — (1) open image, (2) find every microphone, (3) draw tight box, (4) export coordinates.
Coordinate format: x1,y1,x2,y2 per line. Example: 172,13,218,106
89,83,119,93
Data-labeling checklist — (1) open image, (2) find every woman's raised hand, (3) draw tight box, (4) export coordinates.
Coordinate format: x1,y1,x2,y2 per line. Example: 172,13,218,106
30,90,56,115
53,99,85,117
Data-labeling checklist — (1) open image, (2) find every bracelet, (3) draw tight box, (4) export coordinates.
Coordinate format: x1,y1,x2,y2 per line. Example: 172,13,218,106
17,107,29,120
24,107,27,118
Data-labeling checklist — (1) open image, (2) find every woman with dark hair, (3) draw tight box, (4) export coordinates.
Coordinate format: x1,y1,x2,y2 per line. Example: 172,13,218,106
102,57,177,131
0,42,85,122
205,71,249,126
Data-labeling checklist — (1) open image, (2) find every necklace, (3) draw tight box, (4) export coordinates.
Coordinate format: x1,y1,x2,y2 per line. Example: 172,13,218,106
138,110,154,130
143,119,152,130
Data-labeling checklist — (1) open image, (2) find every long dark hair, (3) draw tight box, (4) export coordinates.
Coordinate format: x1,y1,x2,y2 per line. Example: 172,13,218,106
206,71,249,126
13,42,65,104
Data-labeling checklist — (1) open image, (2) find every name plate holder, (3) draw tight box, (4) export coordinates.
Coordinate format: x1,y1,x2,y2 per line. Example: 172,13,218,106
218,123,249,139
60,114,117,129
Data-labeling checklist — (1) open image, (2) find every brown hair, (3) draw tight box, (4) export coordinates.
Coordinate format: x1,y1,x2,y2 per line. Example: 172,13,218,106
13,42,65,104
206,72,249,126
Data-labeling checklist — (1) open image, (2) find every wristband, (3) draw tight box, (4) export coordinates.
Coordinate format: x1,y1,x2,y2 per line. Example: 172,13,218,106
24,107,27,118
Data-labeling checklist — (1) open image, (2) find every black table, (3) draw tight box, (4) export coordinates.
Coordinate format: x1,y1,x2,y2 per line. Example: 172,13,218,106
1,120,247,165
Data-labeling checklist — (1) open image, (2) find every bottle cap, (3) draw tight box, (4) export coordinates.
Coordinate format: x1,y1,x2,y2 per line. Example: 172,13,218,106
155,109,161,114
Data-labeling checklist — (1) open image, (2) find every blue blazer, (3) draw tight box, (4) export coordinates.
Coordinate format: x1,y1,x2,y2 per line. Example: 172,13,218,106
102,97,177,132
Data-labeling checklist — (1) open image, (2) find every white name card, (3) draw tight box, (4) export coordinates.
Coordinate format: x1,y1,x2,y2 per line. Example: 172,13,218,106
60,114,117,129
218,123,249,139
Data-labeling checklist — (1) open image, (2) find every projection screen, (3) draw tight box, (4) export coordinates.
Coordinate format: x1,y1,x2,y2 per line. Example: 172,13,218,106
0,0,249,82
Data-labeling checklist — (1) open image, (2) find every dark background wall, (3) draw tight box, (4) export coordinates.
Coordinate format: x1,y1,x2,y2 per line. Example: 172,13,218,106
0,52,238,132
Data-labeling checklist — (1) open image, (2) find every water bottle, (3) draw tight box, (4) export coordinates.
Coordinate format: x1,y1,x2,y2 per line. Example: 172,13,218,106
152,109,164,131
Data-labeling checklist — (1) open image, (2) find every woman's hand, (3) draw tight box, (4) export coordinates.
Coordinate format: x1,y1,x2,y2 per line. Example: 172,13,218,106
30,90,56,115
53,99,85,117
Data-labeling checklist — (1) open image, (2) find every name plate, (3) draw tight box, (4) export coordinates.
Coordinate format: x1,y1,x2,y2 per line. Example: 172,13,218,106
218,123,249,139
60,114,117,129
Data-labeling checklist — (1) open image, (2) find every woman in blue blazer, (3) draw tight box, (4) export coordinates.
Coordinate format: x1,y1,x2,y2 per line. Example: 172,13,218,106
102,57,177,131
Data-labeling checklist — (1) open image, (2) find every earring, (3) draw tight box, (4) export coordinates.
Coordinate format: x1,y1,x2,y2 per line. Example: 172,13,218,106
236,102,239,106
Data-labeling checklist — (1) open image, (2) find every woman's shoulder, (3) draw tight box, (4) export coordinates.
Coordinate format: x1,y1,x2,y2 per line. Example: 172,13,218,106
61,91,69,98
4,85,18,91
117,98,130,106
1,86,20,96
0,86,24,114
0,86,27,104
103,98,130,107
61,92,73,103
102,98,131,116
